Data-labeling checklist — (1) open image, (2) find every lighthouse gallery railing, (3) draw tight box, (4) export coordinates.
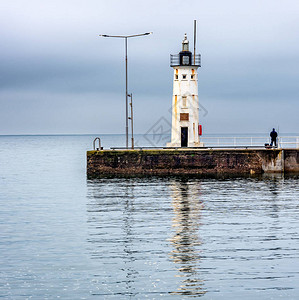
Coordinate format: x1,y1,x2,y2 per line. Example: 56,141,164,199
170,54,201,67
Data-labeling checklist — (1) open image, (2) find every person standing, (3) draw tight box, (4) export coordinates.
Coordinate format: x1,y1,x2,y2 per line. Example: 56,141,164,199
270,128,278,147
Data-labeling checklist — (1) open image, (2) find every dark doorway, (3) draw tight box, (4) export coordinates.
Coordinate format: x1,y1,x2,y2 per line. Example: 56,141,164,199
181,127,188,147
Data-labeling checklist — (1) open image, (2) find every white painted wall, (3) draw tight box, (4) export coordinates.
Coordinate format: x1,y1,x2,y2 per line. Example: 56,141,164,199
167,66,203,147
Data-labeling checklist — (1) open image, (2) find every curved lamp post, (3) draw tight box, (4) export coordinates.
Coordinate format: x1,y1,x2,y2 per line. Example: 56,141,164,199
99,32,153,149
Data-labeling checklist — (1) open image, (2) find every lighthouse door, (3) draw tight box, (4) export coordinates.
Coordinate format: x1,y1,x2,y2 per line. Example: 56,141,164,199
181,127,188,147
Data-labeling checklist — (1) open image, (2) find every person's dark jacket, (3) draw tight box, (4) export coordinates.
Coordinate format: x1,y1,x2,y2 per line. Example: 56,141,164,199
270,130,277,140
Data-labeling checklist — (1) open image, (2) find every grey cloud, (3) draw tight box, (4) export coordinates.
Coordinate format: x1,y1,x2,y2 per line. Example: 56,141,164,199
0,0,299,134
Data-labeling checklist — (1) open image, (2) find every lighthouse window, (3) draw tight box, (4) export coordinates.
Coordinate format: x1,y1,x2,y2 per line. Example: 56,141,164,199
191,74,195,80
182,56,189,65
175,74,178,80
182,74,187,80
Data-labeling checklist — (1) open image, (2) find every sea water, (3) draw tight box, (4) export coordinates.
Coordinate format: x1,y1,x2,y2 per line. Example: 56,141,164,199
0,135,299,299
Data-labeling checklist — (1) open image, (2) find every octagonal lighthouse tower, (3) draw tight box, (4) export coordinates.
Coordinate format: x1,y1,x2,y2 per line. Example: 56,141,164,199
167,34,203,147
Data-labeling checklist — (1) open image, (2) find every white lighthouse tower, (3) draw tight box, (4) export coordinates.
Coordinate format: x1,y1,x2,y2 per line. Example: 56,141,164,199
167,33,203,147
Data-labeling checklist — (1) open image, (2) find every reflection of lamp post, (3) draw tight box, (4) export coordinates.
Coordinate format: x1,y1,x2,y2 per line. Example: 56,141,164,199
99,32,153,149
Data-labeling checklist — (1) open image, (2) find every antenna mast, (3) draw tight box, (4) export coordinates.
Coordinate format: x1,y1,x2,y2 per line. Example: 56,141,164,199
193,20,197,65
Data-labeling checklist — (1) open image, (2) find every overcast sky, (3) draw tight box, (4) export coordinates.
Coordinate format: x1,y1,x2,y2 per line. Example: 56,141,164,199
1,0,299,135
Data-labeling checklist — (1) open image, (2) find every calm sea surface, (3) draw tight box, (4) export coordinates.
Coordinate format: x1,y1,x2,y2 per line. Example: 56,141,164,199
0,135,299,299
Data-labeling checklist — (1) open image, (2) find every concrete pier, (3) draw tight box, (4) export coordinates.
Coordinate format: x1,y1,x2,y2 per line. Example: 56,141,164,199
87,148,299,177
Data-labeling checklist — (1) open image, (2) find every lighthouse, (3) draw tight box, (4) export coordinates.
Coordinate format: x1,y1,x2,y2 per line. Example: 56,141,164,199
167,33,203,147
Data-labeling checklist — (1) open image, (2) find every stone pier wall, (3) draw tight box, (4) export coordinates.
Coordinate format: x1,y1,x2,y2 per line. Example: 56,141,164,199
284,149,299,173
86,149,299,177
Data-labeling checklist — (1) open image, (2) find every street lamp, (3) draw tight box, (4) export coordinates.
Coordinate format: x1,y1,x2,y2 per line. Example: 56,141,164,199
99,32,153,149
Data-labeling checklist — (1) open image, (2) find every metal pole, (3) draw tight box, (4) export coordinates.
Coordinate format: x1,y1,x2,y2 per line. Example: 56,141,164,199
99,32,152,149
125,37,129,149
130,93,134,149
194,20,196,65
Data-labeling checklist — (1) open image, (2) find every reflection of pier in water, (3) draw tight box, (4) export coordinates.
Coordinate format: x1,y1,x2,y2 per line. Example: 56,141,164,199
168,179,206,297
86,178,207,297
262,173,283,242
86,179,138,297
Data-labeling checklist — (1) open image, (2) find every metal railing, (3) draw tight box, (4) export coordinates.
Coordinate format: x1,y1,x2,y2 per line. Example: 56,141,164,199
93,137,103,150
97,136,299,151
278,136,299,148
199,136,299,149
170,54,201,67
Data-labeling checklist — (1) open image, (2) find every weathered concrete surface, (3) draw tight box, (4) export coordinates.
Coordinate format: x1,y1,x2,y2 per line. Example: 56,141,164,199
259,149,284,173
284,149,299,172
86,149,299,177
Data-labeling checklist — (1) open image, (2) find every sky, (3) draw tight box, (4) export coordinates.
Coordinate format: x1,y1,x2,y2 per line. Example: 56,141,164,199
1,0,299,135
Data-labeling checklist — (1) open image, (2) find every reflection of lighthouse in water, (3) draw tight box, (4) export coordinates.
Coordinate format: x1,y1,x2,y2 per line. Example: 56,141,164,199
168,180,206,296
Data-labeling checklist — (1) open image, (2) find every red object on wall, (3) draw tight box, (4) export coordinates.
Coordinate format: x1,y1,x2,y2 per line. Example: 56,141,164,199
198,125,202,136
